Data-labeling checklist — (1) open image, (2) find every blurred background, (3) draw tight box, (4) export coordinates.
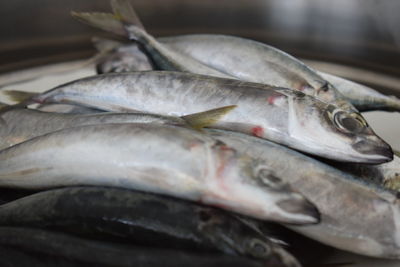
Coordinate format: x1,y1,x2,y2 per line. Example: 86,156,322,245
1,0,400,96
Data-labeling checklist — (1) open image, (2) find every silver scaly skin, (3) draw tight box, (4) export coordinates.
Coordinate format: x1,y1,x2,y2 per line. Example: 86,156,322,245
0,108,186,150
30,71,392,163
0,123,318,225
206,129,400,259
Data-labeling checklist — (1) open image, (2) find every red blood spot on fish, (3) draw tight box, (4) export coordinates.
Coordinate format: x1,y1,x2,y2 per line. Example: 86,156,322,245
219,145,234,151
251,126,264,137
267,96,275,105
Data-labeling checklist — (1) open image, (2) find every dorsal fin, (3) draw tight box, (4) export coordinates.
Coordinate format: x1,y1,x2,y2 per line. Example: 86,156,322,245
181,105,237,130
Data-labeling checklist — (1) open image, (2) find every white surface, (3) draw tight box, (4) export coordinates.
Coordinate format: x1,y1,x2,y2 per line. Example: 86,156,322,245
0,61,399,266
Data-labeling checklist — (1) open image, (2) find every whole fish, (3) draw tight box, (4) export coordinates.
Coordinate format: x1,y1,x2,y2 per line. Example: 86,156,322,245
0,186,300,266
205,129,400,259
0,227,273,267
0,123,318,224
71,1,351,111
13,71,393,163
0,105,234,149
318,72,400,112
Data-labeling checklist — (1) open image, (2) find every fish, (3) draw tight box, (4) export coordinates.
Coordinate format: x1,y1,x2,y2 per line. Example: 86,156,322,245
0,105,235,149
0,186,301,266
204,128,400,259
0,227,276,267
9,71,393,163
318,72,400,112
71,2,352,111
0,123,318,224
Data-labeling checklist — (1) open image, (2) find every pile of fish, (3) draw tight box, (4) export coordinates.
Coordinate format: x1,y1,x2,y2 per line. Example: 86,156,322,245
1,0,400,266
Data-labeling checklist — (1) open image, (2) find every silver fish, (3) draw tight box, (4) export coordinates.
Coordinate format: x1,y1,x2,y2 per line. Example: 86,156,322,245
0,123,318,224
21,71,393,163
0,105,234,149
318,72,400,112
205,129,400,259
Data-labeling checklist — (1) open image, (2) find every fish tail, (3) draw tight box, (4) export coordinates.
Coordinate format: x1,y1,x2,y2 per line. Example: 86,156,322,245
181,105,237,130
70,11,128,37
386,96,400,112
110,0,147,42
3,90,37,105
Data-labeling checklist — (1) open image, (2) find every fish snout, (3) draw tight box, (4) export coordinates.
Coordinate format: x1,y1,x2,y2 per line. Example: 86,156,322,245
352,136,393,163
275,193,320,225
266,247,302,267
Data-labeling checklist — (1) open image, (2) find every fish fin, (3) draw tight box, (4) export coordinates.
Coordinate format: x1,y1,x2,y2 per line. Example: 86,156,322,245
71,11,128,37
91,37,123,53
110,0,145,30
181,105,237,130
110,0,147,41
3,90,37,103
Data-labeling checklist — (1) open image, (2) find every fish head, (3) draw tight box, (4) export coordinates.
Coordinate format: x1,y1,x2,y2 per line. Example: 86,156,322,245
208,142,319,224
285,89,393,163
196,207,301,267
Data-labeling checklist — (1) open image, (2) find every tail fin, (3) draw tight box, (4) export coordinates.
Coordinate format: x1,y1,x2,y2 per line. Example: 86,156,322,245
3,90,37,104
181,105,237,130
71,11,128,37
110,0,147,41
110,0,145,30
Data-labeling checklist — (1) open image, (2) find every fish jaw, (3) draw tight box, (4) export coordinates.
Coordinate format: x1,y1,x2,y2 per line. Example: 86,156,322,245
202,146,319,224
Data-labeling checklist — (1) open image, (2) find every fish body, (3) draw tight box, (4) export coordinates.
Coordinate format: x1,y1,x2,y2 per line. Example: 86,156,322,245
29,71,392,163
0,123,317,224
0,105,236,149
0,227,272,267
205,129,400,258
0,108,186,149
0,186,300,266
37,103,103,114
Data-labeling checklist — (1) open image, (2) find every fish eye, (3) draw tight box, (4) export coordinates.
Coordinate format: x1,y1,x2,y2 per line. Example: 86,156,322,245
248,239,271,258
333,110,368,134
255,166,284,189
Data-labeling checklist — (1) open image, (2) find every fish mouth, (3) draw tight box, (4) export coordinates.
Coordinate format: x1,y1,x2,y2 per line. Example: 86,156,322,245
268,247,302,267
275,195,320,225
352,137,393,164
